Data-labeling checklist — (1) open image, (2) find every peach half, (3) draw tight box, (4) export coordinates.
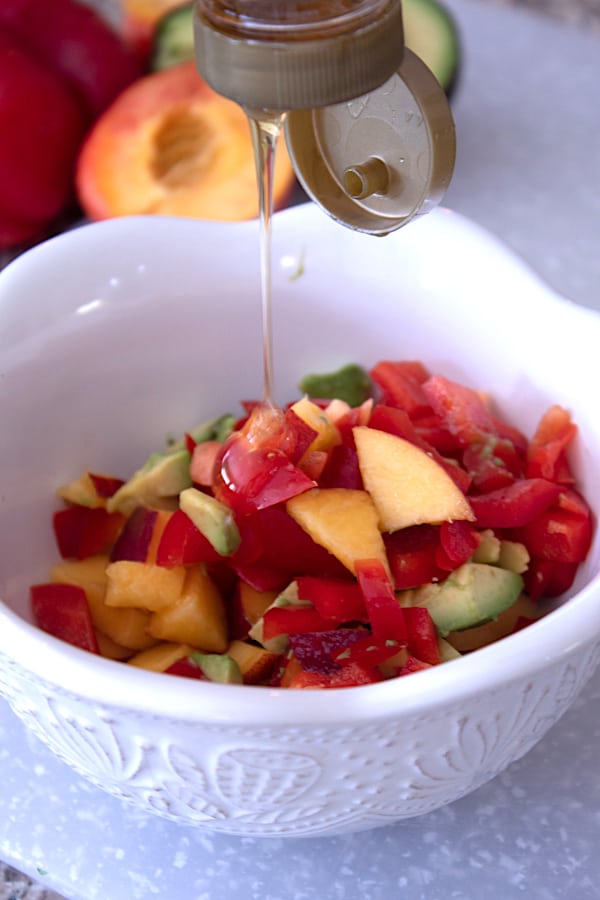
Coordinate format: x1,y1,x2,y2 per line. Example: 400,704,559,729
76,62,296,223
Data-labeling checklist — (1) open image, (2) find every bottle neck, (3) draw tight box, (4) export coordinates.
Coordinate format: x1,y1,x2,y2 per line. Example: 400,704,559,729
193,0,405,110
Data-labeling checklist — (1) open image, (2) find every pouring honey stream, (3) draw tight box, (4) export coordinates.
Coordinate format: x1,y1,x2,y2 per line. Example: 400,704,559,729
193,0,456,417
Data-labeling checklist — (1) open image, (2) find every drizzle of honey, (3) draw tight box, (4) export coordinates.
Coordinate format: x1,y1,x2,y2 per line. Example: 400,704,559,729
246,109,286,410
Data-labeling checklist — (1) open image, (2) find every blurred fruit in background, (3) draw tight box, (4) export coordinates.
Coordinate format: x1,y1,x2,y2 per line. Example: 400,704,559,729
0,0,141,251
76,61,295,223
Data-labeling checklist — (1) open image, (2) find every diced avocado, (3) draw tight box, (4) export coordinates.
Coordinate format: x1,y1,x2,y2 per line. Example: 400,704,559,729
169,413,236,451
498,540,530,575
150,3,194,72
472,529,501,565
191,652,243,684
298,363,372,408
179,487,240,557
402,0,461,95
397,562,524,636
107,448,192,516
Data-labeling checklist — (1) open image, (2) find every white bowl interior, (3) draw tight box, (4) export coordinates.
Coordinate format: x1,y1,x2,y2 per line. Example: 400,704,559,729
0,203,598,718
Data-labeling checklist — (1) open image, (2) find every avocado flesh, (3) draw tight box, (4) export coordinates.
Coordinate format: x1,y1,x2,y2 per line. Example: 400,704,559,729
179,487,240,556
398,562,524,636
107,448,192,516
192,652,243,684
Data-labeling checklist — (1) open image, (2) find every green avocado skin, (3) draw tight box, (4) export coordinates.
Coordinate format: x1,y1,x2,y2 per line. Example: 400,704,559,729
397,562,524,637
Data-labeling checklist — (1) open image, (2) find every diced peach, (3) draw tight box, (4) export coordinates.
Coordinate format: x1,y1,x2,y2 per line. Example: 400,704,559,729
237,581,280,626
50,556,156,650
76,62,296,223
226,639,282,684
95,630,135,661
146,564,228,651
145,509,173,564
290,397,341,455
127,641,194,671
353,426,474,531
104,560,186,610
286,488,391,578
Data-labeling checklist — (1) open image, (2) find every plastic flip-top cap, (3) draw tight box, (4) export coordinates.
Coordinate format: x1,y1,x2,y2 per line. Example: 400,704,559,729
193,0,405,111
285,49,456,235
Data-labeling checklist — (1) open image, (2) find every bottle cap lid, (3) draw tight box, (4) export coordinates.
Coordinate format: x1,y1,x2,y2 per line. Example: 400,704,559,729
194,0,404,110
285,50,456,235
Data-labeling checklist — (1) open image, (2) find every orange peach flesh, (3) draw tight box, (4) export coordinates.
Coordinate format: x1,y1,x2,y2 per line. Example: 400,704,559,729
76,62,296,222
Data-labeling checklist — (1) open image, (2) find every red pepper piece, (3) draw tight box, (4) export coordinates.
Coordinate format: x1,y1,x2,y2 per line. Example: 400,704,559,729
422,374,498,446
286,660,382,689
403,607,441,665
384,525,445,590
468,478,562,529
31,583,99,653
262,606,333,642
522,558,579,601
155,508,223,567
412,414,461,455
398,656,432,676
53,506,124,559
355,558,407,644
214,434,316,514
526,405,577,484
165,657,206,679
436,520,481,571
228,561,289,593
242,506,349,579
318,444,363,490
296,576,368,622
516,507,592,564
87,472,125,499
370,360,432,417
462,441,517,493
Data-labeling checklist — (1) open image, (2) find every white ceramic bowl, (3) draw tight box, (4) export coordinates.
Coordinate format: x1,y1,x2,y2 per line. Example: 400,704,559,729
0,203,598,837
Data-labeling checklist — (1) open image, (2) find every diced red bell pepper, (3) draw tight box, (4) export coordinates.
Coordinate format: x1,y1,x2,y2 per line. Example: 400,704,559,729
53,506,125,559
155,508,223,567
467,478,562,529
286,660,382,689
435,520,481,571
516,506,592,564
318,444,363,489
228,560,290,593
522,558,579,601
262,605,333,642
31,583,99,653
214,433,316,514
412,414,461,455
298,450,329,481
296,576,368,622
526,405,577,484
370,360,432,418
422,374,498,445
398,656,432,676
403,606,441,664
462,441,518,493
334,402,372,444
87,472,125,498
384,525,445,590
241,505,349,579
355,558,407,644
165,656,206,679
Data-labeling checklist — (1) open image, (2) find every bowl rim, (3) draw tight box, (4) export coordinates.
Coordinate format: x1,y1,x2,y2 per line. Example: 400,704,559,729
0,204,598,727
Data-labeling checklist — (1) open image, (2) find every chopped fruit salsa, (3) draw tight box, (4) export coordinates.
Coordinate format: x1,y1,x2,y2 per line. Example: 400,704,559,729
30,360,593,688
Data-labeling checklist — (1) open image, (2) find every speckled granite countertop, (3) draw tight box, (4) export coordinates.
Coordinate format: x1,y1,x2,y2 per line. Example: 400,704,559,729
2,0,600,898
